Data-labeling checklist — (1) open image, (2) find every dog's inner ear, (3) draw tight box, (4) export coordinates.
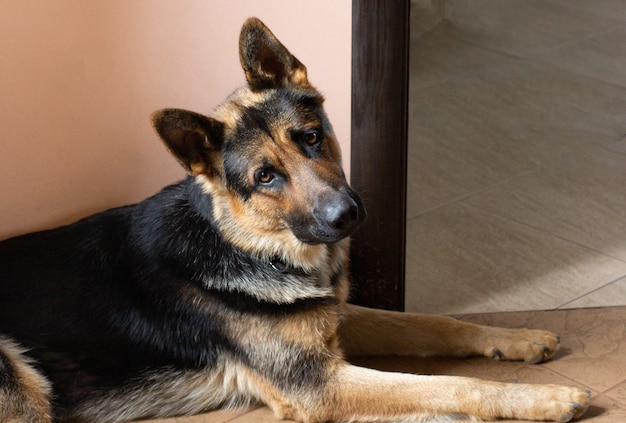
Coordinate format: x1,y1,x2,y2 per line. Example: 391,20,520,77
151,109,224,176
239,17,310,90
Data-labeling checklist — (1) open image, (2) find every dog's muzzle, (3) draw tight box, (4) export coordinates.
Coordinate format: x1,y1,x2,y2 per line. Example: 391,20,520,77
290,187,367,245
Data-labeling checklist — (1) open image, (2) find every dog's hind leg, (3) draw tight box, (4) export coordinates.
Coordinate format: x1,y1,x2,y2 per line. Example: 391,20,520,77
0,337,53,423
338,304,560,363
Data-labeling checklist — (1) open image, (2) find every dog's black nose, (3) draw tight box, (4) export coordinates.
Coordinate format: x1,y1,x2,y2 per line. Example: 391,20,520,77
289,188,366,244
321,197,359,231
311,189,365,243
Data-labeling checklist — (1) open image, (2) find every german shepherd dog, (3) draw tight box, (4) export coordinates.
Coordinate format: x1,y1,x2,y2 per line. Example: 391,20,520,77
0,18,590,423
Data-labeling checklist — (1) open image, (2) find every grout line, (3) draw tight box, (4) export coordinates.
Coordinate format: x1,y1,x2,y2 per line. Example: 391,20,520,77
451,17,624,61
604,391,626,409
464,199,626,265
600,378,626,397
529,53,626,93
595,379,626,410
408,165,626,268
557,275,626,309
405,168,538,221
458,200,626,307
408,38,525,89
525,24,625,59
537,365,600,394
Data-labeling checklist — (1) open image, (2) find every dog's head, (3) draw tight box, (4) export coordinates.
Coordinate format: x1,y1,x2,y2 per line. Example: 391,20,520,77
151,18,365,268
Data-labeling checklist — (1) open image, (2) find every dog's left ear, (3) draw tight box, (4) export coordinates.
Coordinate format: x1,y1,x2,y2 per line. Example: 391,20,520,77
151,109,224,176
239,17,310,90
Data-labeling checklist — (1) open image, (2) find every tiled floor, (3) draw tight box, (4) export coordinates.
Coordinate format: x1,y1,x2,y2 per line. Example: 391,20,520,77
134,2,626,423
405,0,626,314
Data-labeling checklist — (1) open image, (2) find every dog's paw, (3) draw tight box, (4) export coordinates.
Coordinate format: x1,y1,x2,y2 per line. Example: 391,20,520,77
530,385,591,422
484,328,560,363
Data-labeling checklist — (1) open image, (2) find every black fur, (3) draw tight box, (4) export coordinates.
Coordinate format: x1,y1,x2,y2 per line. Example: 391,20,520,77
0,349,14,388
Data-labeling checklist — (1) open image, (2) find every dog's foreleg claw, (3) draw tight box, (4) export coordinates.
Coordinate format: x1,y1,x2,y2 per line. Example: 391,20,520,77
491,348,503,360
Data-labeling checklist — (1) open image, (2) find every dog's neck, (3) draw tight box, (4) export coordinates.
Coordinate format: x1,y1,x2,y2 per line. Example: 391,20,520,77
174,177,347,305
190,175,330,272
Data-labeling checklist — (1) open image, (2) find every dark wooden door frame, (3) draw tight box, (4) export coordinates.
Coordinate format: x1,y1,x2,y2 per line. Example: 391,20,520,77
350,0,410,311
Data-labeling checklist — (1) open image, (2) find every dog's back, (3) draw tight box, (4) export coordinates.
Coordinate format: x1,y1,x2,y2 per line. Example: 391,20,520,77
0,181,202,412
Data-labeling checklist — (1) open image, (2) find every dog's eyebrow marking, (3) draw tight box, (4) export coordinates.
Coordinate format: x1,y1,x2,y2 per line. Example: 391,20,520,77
240,106,273,140
294,93,324,108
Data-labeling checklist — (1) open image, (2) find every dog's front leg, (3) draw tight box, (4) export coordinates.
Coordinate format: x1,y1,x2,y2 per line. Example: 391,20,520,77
310,363,589,423
258,363,590,423
338,304,560,363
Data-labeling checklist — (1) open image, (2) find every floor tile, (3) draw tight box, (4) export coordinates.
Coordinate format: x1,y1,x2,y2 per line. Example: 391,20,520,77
605,380,626,407
543,312,626,393
135,408,253,423
229,407,292,423
548,0,626,25
564,277,626,309
535,27,626,89
406,114,536,217
466,147,626,261
412,59,626,142
409,18,514,89
578,394,626,422
407,58,626,217
443,0,621,57
405,204,626,314
605,137,626,155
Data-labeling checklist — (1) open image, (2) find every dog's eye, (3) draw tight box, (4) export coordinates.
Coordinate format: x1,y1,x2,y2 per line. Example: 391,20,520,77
304,130,320,146
258,170,274,184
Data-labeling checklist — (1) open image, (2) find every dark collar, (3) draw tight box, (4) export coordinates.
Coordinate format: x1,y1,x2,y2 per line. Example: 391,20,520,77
269,256,288,272
268,256,312,278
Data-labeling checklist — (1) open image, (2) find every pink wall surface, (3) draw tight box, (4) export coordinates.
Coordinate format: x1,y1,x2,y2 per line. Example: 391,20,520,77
0,1,351,239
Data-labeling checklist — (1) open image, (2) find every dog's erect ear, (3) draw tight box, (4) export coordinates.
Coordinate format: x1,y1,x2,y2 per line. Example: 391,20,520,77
151,109,224,176
239,17,310,90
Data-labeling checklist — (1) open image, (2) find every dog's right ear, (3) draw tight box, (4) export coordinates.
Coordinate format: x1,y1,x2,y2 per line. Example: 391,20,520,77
151,109,224,176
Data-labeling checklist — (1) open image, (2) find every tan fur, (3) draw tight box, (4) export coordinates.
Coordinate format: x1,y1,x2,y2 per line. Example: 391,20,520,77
0,338,52,423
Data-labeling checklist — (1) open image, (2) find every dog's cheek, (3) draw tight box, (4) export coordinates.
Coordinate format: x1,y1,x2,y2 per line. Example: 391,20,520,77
242,195,289,232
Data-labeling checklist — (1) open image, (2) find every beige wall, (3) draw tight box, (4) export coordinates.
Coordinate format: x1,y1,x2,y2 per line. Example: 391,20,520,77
0,1,351,240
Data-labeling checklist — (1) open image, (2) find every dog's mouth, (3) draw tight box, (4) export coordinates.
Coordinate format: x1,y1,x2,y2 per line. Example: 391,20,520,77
289,189,367,245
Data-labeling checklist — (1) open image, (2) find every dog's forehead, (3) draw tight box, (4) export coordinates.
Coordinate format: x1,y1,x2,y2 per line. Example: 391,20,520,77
215,86,326,141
